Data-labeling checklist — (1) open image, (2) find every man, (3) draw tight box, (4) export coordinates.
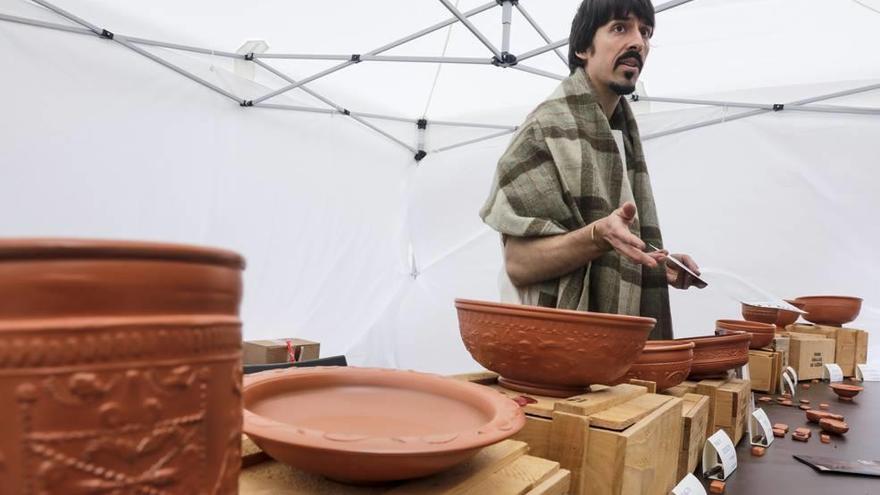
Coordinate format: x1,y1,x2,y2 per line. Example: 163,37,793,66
480,0,702,339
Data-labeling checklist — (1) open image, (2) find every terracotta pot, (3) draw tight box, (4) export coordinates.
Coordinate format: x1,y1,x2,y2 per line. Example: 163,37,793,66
806,410,844,423
741,300,805,329
621,340,694,391
793,296,862,326
455,299,655,397
0,239,245,494
819,418,849,435
715,319,775,349
829,383,864,401
676,331,752,379
242,366,524,483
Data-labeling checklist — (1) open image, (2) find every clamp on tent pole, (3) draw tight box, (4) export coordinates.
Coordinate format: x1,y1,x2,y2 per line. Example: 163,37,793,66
415,119,428,162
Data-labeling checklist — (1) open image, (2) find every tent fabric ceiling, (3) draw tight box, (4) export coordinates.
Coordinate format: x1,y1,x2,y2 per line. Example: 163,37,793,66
1,0,878,371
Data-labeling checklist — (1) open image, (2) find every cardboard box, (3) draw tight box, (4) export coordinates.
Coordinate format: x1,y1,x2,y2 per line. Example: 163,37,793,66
243,338,320,365
787,333,835,380
786,324,868,377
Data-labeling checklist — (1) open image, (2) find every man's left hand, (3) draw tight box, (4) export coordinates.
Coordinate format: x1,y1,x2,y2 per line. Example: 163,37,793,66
665,253,704,290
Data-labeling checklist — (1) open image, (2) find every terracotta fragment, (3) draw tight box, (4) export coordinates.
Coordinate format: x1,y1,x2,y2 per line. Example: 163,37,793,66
820,434,831,444
828,413,845,421
812,379,819,384
799,405,811,411
806,410,834,423
802,384,811,390
793,433,809,442
829,383,864,402
709,480,726,494
782,393,792,399
772,428,786,438
780,400,794,407
773,423,789,433
0,239,246,494
751,446,766,457
819,403,830,410
819,418,849,435
455,299,654,397
795,427,812,437
758,396,773,403
800,399,810,404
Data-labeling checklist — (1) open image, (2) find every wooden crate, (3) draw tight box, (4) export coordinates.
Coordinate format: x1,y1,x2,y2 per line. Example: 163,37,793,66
455,372,683,495
239,437,570,495
663,377,751,445
676,393,709,480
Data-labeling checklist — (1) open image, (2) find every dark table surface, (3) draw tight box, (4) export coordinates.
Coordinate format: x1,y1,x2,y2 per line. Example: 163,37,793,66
699,381,878,494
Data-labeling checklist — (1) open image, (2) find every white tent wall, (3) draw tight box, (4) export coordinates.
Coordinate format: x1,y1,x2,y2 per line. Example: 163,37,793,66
1,0,879,373
0,18,416,358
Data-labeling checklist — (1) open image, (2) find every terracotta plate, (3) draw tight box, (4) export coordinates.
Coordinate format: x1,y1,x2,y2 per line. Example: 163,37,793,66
243,366,524,483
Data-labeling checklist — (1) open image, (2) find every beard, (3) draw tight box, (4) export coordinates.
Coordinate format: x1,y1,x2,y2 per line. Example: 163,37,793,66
609,80,636,95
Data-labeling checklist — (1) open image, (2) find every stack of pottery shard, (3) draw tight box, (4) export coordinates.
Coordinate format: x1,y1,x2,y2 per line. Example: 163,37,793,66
0,239,246,494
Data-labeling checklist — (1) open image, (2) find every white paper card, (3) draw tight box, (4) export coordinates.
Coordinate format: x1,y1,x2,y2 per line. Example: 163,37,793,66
750,408,774,446
782,374,796,397
703,429,738,480
784,366,798,384
823,363,844,382
671,473,707,495
856,364,880,382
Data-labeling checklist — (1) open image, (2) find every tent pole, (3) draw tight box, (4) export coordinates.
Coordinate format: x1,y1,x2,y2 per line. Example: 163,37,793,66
431,128,518,154
428,120,516,130
501,0,513,55
250,1,498,105
256,54,491,64
514,3,568,67
438,0,502,59
517,38,569,63
638,95,880,116
0,12,91,35
27,0,242,104
512,65,565,81
785,104,880,116
655,0,696,12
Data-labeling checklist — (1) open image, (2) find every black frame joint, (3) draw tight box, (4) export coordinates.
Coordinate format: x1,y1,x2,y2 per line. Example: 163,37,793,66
414,150,427,162
342,109,351,116
350,54,362,63
772,103,784,111
492,52,518,67
244,52,255,61
240,100,254,107
100,29,114,40
417,119,428,130
495,0,518,5
631,94,640,102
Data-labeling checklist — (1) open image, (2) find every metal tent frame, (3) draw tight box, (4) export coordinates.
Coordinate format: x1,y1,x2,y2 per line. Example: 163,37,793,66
3,0,878,160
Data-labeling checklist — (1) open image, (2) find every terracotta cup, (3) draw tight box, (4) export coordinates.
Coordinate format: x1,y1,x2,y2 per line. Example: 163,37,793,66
455,299,654,397
715,319,775,349
621,340,695,391
0,239,245,494
793,296,862,326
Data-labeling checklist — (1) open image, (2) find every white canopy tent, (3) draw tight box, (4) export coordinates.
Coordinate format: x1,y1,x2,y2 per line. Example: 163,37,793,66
1,0,878,372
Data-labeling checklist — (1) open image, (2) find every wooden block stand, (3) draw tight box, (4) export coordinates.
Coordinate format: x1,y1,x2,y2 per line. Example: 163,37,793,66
239,437,570,495
663,377,751,445
676,393,709,480
454,372,682,495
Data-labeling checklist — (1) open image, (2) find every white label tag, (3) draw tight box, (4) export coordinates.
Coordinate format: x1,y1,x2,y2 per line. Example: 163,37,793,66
782,374,796,397
750,408,774,446
856,364,880,382
784,366,798,384
671,473,707,495
823,363,844,382
703,429,738,480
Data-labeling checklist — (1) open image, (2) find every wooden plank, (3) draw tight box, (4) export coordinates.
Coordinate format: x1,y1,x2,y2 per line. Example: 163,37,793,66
553,384,646,417
588,394,672,431
240,461,389,495
547,410,590,495
695,379,724,437
677,394,709,480
385,440,529,495
527,469,571,495
512,415,552,458
628,378,657,394
241,435,271,468
460,455,559,495
450,370,499,385
583,397,683,495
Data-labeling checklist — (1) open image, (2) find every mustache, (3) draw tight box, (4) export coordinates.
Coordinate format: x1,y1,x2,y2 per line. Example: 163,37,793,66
614,51,643,69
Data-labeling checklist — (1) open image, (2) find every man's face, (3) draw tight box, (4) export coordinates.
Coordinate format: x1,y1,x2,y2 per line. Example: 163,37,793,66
576,14,653,95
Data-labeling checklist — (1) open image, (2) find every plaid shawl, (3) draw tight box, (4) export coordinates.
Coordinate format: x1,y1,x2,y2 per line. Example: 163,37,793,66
480,68,672,339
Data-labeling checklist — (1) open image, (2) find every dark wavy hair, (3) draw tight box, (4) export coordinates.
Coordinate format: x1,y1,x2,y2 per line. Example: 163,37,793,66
568,0,655,74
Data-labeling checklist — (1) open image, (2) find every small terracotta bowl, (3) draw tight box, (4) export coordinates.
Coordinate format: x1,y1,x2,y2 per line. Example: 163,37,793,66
677,331,752,379
621,340,695,391
455,299,655,397
829,383,864,401
715,319,775,349
741,300,804,329
243,366,525,483
793,296,862,326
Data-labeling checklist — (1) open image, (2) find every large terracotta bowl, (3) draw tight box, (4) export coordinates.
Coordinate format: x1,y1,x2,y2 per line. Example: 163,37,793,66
243,366,524,483
455,299,655,397
741,300,805,330
716,319,775,349
794,296,862,326
621,340,695,391
677,331,752,379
